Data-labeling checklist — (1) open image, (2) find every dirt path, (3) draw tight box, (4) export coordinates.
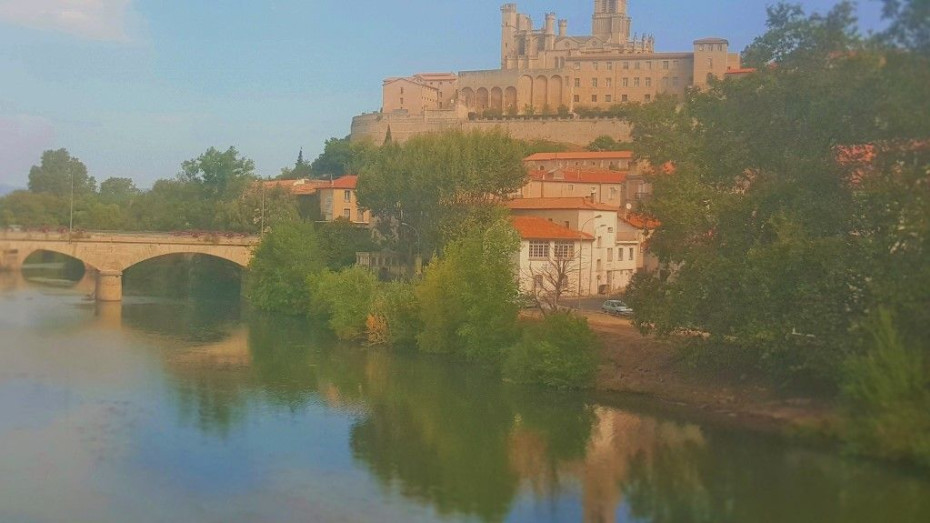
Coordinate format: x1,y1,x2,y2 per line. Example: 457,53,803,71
579,310,838,436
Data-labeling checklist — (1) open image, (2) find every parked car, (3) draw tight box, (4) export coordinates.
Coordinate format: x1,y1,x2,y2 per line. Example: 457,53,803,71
601,299,633,316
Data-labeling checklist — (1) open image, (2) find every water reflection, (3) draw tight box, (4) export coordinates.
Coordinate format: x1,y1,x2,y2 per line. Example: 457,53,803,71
2,282,929,522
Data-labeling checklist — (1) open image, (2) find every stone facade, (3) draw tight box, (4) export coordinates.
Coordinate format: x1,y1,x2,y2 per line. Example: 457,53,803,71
356,1,740,145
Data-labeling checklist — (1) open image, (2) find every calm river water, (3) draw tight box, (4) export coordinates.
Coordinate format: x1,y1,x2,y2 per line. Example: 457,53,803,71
1,271,929,522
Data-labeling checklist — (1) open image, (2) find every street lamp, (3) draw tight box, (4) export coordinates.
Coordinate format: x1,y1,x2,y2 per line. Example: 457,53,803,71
577,214,602,309
68,166,74,243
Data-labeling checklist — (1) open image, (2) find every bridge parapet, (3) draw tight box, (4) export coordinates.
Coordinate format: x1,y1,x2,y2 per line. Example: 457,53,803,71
0,230,262,300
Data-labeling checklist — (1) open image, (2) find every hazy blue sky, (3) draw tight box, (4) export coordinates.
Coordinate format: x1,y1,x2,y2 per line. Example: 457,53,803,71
0,0,885,188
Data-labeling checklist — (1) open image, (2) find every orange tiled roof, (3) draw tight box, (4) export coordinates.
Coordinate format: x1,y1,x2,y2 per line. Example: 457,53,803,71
506,197,618,212
327,175,358,190
524,151,634,162
260,179,330,196
725,67,756,75
512,216,594,241
528,168,627,184
622,213,661,229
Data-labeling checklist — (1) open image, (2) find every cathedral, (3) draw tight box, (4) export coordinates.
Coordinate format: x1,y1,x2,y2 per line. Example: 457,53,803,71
382,0,742,117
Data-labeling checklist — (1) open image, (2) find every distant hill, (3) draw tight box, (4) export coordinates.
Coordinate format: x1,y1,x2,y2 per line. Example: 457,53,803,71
0,184,21,196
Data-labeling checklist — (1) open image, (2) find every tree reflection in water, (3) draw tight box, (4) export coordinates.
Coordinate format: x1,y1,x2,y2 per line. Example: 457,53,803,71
121,303,930,523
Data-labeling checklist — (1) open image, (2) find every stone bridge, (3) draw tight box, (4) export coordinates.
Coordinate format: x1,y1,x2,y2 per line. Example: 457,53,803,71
0,230,260,301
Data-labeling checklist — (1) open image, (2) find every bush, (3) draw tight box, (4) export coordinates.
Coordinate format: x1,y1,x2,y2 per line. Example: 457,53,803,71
369,281,420,348
315,267,379,340
840,309,930,467
416,216,520,361
247,222,324,314
503,312,601,389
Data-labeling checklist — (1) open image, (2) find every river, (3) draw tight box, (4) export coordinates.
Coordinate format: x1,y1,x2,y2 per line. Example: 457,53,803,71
1,270,929,522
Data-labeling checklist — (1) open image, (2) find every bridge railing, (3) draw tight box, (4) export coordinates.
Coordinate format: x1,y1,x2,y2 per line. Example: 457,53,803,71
0,228,261,245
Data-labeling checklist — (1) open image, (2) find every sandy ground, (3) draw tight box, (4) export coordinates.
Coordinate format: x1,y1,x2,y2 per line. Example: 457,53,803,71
528,309,838,436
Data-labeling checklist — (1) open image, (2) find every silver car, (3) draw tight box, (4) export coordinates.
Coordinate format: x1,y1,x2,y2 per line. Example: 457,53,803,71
601,299,633,316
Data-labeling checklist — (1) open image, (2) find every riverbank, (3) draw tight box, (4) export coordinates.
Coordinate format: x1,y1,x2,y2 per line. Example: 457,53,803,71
539,310,840,438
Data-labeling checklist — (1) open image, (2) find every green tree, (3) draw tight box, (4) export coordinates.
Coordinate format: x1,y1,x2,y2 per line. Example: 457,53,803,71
358,129,528,257
310,136,376,178
98,177,139,206
278,149,312,180
179,146,255,200
503,312,600,388
586,135,633,152
247,221,326,314
625,1,930,385
415,213,520,361
27,149,96,197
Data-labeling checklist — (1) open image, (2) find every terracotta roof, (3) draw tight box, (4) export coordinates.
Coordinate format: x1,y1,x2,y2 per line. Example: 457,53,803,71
506,197,618,212
524,151,634,162
725,67,756,75
324,175,358,190
622,213,661,229
260,179,330,196
528,168,627,184
512,216,593,241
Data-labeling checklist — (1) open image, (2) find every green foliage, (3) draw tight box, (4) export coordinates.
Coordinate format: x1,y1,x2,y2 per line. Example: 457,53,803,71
0,190,67,227
841,310,930,467
315,267,379,340
179,146,254,200
27,148,96,197
503,312,600,389
877,0,930,52
416,215,520,361
277,148,312,180
586,135,633,152
247,221,325,314
371,282,421,349
310,136,377,178
625,3,930,388
315,218,376,270
358,129,528,257
98,177,139,205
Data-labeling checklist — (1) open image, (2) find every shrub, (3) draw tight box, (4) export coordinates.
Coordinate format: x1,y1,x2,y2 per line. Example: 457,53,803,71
315,267,379,340
369,281,420,348
503,312,601,389
247,222,324,314
840,309,930,467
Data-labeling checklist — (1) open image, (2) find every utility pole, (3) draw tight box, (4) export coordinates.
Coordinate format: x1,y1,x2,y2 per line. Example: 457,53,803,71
68,167,74,243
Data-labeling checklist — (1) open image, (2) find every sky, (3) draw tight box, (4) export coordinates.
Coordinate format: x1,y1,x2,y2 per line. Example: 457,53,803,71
0,0,886,189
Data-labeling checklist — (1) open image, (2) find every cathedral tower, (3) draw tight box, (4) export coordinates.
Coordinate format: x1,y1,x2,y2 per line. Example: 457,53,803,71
591,0,631,45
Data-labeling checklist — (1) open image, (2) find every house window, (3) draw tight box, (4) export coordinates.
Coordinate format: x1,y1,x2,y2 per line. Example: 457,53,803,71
605,95,612,103
400,97,404,105
343,208,351,220
607,61,613,70
662,60,669,70
634,77,640,87
629,247,635,261
609,188,618,199
529,241,549,259
591,78,598,88
343,190,351,202
593,61,599,70
554,242,574,260
623,61,629,70
646,61,652,70
622,77,629,87
608,226,614,233
621,94,628,102
619,248,624,261
573,94,580,102
605,78,612,88
591,95,598,102
645,77,652,87
634,61,640,69
645,94,651,102
400,87,404,94
597,236,603,248
574,78,580,87
607,248,613,261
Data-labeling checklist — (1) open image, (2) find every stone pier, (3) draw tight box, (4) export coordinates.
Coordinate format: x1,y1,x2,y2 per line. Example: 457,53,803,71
95,270,123,302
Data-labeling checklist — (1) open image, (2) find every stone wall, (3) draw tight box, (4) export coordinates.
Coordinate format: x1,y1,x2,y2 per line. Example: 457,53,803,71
350,112,632,147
